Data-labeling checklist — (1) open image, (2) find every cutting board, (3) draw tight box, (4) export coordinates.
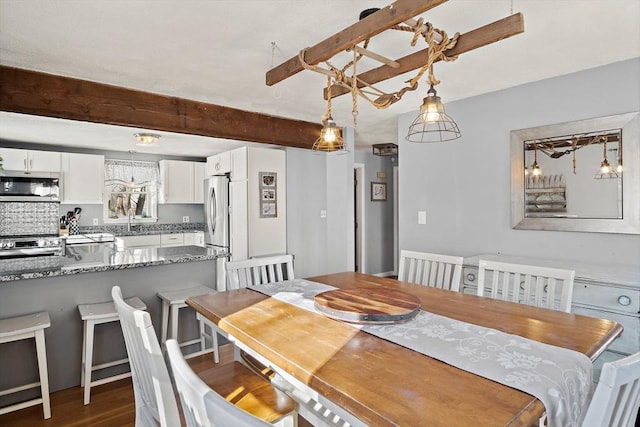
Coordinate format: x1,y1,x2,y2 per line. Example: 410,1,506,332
314,288,421,324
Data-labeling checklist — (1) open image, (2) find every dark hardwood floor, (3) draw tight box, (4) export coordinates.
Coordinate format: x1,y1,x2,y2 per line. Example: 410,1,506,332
0,344,312,427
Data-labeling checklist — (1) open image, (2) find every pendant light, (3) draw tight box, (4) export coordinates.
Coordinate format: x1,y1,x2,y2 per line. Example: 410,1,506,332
594,138,619,179
312,75,347,153
531,143,542,176
406,84,461,143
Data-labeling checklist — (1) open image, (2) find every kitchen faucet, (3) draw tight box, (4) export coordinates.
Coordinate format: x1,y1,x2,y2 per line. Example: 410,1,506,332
127,210,136,232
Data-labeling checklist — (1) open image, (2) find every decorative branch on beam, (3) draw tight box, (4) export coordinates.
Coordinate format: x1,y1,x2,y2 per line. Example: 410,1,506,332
325,13,525,99
0,66,322,150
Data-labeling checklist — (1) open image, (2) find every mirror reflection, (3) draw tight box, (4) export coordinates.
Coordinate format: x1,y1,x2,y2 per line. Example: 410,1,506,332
523,129,623,219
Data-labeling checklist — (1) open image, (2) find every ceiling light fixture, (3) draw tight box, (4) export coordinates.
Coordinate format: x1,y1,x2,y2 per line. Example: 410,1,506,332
134,133,160,146
531,144,542,176
266,1,524,149
312,75,346,153
594,138,619,179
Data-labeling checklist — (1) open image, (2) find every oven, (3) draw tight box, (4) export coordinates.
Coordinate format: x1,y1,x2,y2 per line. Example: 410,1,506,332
0,235,63,258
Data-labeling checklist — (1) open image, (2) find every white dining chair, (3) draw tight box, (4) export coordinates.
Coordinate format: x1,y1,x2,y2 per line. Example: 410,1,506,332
581,351,640,427
397,250,463,291
112,286,181,426
166,339,274,427
477,260,575,312
226,254,295,290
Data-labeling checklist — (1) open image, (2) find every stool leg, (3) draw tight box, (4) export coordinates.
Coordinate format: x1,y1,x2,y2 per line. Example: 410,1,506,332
83,320,95,405
80,319,87,387
34,330,51,419
170,304,179,341
160,299,169,344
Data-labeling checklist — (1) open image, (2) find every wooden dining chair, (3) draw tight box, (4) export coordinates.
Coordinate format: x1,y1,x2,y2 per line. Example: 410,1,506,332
166,339,271,427
226,254,295,290
111,286,181,426
477,260,575,312
397,250,463,291
581,351,640,427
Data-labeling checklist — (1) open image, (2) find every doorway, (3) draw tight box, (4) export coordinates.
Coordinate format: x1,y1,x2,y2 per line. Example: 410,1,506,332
354,163,365,273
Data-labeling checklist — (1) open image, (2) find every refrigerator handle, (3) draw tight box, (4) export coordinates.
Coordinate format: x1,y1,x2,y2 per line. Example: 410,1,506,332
209,185,217,235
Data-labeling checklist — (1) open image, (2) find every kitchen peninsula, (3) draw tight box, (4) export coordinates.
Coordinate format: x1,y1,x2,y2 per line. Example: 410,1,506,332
0,240,224,397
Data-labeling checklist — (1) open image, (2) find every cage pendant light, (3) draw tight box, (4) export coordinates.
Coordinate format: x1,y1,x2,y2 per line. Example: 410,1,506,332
594,138,620,179
312,75,346,153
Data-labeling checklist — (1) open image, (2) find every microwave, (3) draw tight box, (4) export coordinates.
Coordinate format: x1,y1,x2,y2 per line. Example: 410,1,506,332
0,170,60,201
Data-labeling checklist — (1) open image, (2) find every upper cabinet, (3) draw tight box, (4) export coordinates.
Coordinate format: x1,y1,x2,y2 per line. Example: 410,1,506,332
159,160,206,204
206,151,231,175
60,153,105,204
1,148,60,172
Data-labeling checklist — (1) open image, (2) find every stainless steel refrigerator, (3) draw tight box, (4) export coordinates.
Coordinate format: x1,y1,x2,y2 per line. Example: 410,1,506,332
204,175,230,255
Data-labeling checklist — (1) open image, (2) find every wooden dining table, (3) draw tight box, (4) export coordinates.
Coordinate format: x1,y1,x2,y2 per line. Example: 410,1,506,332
187,272,623,427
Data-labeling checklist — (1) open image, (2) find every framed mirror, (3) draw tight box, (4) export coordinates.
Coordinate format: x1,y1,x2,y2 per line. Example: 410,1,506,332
511,112,639,234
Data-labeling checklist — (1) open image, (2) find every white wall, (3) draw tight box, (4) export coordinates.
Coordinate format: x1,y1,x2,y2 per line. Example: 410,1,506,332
397,58,640,265
286,128,355,277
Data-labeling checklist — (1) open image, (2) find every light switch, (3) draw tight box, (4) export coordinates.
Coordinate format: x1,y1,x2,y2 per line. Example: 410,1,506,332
320,210,327,218
418,211,427,224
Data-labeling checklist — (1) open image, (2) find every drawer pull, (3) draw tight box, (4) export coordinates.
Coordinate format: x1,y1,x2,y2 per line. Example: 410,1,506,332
466,273,476,282
617,295,632,306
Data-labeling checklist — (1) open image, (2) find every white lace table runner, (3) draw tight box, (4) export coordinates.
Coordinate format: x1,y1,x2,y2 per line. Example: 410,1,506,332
248,279,594,427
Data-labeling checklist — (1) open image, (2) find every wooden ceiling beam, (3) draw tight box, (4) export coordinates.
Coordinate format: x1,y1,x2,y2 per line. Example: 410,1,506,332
0,66,322,150
265,0,448,86
326,13,525,99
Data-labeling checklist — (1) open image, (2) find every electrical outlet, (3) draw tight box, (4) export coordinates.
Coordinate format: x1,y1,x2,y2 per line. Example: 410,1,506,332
92,218,99,226
320,210,327,218
418,211,427,225
182,216,190,223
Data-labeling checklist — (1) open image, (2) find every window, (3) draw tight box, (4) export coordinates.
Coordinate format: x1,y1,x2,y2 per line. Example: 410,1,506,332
103,159,159,223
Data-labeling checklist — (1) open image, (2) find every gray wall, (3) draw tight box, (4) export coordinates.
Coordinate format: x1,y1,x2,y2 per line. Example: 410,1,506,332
286,127,355,278
397,58,640,265
354,148,396,274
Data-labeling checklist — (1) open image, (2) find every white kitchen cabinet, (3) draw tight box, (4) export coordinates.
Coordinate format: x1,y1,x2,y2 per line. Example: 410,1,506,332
159,160,206,204
226,147,286,261
183,231,204,247
206,151,231,175
0,148,60,172
462,254,640,382
230,147,247,181
193,162,206,204
160,233,184,247
60,152,105,204
115,234,161,248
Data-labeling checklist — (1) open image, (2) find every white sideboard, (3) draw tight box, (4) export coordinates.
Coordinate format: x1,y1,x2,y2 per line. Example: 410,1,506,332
462,254,639,382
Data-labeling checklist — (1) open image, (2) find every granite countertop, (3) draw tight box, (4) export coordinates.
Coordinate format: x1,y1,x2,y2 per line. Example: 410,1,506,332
0,242,226,282
78,223,205,237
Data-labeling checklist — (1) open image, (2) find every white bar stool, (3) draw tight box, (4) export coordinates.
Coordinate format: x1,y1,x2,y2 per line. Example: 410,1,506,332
78,296,146,405
157,286,219,362
0,312,51,419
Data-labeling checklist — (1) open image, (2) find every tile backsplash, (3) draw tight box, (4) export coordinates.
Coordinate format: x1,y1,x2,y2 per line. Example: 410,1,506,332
0,202,59,236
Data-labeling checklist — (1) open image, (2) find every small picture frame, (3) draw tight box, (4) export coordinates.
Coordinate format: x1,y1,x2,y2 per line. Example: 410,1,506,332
371,182,387,201
259,172,277,218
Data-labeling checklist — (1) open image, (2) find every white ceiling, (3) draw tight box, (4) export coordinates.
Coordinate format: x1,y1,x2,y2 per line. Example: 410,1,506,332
1,0,639,157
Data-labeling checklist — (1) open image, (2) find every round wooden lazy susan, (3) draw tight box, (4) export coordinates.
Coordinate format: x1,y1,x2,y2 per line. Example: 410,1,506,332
313,288,421,324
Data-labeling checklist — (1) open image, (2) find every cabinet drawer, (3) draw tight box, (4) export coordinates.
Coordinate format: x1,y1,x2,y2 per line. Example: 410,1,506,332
117,235,161,248
572,306,639,355
572,282,639,314
161,233,184,247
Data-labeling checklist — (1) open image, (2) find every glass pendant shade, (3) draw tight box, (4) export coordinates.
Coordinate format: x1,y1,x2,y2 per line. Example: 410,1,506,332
593,141,619,179
406,86,461,143
312,117,346,152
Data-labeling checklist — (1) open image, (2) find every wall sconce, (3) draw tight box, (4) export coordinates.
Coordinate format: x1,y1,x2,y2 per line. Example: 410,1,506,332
134,133,161,146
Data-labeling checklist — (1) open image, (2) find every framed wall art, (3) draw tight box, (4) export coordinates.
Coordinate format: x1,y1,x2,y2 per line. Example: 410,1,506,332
371,182,387,201
259,171,277,218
